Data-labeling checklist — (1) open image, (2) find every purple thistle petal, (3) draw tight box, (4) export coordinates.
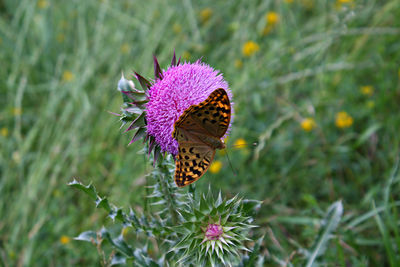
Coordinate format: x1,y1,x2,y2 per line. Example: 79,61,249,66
153,55,164,80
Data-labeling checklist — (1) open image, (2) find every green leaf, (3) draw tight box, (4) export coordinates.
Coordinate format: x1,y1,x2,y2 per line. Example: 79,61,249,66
101,228,134,256
353,123,381,148
306,200,343,267
68,179,97,200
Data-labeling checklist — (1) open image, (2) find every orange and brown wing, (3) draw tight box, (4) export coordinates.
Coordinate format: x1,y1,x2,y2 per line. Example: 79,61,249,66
172,89,231,140
174,142,215,187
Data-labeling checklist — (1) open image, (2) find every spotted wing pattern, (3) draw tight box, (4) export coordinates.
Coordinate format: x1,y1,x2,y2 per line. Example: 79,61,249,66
172,89,231,187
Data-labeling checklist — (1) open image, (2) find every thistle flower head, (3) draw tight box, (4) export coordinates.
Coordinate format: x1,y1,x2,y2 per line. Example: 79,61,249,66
172,190,260,266
205,223,224,241
117,52,234,160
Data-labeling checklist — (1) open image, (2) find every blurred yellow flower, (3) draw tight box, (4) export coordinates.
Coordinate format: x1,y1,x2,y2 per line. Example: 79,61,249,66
335,111,353,128
301,0,314,9
1,127,9,137
37,0,48,9
301,118,316,132
242,41,259,57
265,12,279,25
62,71,74,82
60,235,71,245
209,160,223,174
360,85,374,96
172,23,182,34
120,43,130,54
182,51,191,61
234,59,243,69
200,8,213,24
13,107,22,116
336,0,354,8
56,34,65,43
234,138,247,148
12,151,21,164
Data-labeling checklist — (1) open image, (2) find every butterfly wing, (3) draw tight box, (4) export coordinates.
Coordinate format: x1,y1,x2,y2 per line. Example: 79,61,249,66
173,89,231,140
172,89,231,187
174,142,215,187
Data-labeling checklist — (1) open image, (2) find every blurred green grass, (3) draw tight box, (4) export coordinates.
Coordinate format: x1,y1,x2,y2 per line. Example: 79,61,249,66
1,0,400,265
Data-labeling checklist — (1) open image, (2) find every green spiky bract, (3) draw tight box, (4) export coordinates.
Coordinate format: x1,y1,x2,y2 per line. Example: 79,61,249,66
171,189,260,266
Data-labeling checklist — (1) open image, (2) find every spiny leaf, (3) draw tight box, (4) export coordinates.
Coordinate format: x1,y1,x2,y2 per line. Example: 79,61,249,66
74,231,98,243
68,179,97,200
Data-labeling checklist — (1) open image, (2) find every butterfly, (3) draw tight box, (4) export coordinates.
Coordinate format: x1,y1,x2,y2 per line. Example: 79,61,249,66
172,88,231,187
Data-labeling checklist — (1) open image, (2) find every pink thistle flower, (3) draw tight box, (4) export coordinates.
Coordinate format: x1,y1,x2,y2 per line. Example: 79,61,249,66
205,223,224,241
117,53,233,162
146,57,234,155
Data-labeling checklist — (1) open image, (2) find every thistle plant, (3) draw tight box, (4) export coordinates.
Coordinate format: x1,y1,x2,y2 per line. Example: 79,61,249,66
70,53,262,266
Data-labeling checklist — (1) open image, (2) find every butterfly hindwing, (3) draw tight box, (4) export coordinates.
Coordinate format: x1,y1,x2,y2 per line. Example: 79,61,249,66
174,142,216,187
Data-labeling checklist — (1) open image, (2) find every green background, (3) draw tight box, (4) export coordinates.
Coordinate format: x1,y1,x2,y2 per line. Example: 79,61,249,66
1,0,400,265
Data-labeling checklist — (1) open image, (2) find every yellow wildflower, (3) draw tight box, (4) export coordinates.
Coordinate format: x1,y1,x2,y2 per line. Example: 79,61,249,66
335,0,354,8
360,85,374,96
172,23,182,34
1,127,9,137
301,0,314,9
120,43,130,54
265,12,279,25
301,118,316,132
367,100,375,109
37,0,48,9
200,8,213,24
12,107,22,116
12,151,21,164
234,138,247,148
60,235,71,245
209,160,223,174
335,111,353,128
56,34,65,43
242,41,259,57
62,71,74,82
182,51,191,61
234,59,243,69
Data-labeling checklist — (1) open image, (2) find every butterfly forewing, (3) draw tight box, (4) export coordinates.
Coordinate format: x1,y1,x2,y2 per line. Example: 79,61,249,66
173,89,231,139
172,88,231,187
175,142,215,187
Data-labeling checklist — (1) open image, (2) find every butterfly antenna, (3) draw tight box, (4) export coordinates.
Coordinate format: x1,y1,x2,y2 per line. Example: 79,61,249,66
230,141,258,149
224,149,237,176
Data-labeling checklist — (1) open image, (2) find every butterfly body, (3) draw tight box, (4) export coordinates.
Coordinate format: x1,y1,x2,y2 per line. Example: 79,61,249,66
172,89,231,187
